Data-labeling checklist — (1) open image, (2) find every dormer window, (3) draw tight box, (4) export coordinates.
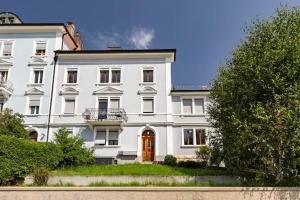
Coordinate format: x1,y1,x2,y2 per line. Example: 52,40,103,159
35,42,46,56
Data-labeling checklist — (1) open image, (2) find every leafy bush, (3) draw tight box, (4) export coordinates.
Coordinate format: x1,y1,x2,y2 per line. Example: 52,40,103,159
177,160,207,168
54,128,95,168
33,167,49,186
0,109,28,139
163,155,177,166
195,146,211,167
0,135,62,185
209,133,224,167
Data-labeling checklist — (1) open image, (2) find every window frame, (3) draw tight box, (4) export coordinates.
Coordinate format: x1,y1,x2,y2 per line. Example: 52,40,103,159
97,67,122,85
180,96,206,115
33,40,47,57
27,97,41,115
142,97,155,114
32,69,44,84
94,128,120,147
141,67,155,84
64,98,76,114
62,96,77,115
0,40,14,57
64,67,79,85
181,128,207,147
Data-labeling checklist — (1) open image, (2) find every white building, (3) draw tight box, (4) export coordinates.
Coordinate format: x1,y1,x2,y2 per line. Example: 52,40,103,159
0,12,210,164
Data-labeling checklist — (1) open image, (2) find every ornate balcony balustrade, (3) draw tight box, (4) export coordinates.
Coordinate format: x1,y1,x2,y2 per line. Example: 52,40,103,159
82,108,128,126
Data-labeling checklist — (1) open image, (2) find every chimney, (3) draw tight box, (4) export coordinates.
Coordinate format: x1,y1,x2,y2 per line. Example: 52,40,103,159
106,45,122,50
74,32,84,50
66,21,75,38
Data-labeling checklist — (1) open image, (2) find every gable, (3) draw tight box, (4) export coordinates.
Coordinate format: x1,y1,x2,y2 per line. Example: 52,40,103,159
93,86,123,95
59,87,79,95
138,86,157,95
25,87,44,95
28,56,47,66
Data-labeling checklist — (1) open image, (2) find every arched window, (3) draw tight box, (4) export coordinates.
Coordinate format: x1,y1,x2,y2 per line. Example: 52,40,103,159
29,130,38,141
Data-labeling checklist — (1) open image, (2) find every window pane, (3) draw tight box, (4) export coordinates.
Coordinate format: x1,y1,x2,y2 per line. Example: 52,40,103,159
34,70,43,84
195,99,204,114
184,129,194,145
35,42,46,56
0,71,8,82
64,99,75,114
143,98,154,113
111,70,121,83
182,99,192,114
96,129,106,145
3,41,12,56
109,130,118,145
67,71,77,83
196,129,206,145
30,106,39,114
110,99,120,111
143,70,153,82
100,70,109,83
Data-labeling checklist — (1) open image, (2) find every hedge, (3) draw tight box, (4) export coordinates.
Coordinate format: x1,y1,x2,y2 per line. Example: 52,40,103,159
0,135,62,185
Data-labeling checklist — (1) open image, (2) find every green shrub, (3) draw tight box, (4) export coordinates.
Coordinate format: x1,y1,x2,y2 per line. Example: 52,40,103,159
0,135,62,185
177,160,206,168
163,155,177,166
196,146,211,167
33,167,49,186
54,128,95,168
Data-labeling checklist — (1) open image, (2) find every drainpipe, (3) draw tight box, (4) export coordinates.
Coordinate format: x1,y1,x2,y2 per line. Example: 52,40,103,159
46,54,58,142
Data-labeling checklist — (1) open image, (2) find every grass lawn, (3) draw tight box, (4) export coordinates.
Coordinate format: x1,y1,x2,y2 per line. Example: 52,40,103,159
51,163,232,176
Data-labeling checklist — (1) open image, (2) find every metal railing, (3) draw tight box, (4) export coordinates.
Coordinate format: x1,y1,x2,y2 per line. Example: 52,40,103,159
0,79,13,93
82,108,128,122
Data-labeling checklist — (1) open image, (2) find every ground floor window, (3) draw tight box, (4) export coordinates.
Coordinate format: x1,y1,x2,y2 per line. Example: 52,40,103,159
95,128,119,146
182,128,206,146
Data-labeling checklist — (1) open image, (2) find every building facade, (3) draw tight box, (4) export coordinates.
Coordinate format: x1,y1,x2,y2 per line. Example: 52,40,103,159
0,12,210,164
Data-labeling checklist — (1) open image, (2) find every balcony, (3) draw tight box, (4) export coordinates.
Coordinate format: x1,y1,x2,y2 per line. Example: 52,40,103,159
82,108,128,127
0,80,13,99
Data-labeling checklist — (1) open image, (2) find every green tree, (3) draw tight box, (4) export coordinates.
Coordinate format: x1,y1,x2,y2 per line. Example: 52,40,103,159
0,109,28,139
209,6,300,185
54,128,95,167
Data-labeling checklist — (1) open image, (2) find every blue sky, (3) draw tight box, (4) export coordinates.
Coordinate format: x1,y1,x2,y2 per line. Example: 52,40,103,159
2,0,300,86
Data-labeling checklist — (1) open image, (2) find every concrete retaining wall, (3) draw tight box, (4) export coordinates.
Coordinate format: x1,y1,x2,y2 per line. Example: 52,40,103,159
0,187,300,200
25,175,240,186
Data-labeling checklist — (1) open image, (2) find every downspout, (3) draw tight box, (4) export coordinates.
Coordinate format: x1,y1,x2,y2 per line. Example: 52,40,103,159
46,53,58,142
46,32,68,141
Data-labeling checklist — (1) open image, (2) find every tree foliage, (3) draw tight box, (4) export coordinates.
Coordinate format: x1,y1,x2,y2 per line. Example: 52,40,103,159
208,6,300,185
0,109,28,139
54,128,95,167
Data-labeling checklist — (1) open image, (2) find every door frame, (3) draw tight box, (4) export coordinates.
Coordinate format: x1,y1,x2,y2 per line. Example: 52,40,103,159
141,130,155,161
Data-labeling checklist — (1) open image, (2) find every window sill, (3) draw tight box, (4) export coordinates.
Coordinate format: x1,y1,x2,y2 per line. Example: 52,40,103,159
60,114,76,117
139,82,156,86
93,145,120,148
0,56,13,59
180,145,206,148
95,83,123,86
27,83,44,87
180,114,205,117
62,83,79,86
25,114,41,117
31,55,47,58
140,113,156,116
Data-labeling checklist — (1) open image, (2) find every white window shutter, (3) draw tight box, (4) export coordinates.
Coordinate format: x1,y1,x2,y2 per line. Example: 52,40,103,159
110,99,120,110
143,98,154,113
182,99,192,114
194,99,204,114
64,99,75,114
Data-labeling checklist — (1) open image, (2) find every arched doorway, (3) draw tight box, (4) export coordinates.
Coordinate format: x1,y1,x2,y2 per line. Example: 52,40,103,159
142,130,155,161
29,130,38,141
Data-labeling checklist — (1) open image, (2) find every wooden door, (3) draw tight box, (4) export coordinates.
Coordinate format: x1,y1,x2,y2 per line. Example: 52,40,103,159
142,130,155,161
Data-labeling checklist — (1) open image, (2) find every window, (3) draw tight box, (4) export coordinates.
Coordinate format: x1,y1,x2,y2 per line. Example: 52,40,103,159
0,100,4,112
110,98,120,111
2,41,13,56
29,99,40,115
183,129,194,145
143,98,154,113
33,70,43,84
194,99,204,114
95,129,106,146
8,17,14,24
64,99,75,114
196,129,206,145
35,42,46,56
100,69,109,83
183,128,206,146
111,70,121,83
143,69,153,82
108,130,119,145
182,99,192,114
0,70,8,83
67,70,77,83
0,17,5,24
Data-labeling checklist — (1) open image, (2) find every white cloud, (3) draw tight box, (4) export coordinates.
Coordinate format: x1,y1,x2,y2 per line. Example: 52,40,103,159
87,27,155,49
128,28,155,49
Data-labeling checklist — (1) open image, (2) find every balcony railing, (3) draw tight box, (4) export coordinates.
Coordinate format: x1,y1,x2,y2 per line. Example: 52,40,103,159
0,79,13,93
82,108,128,122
